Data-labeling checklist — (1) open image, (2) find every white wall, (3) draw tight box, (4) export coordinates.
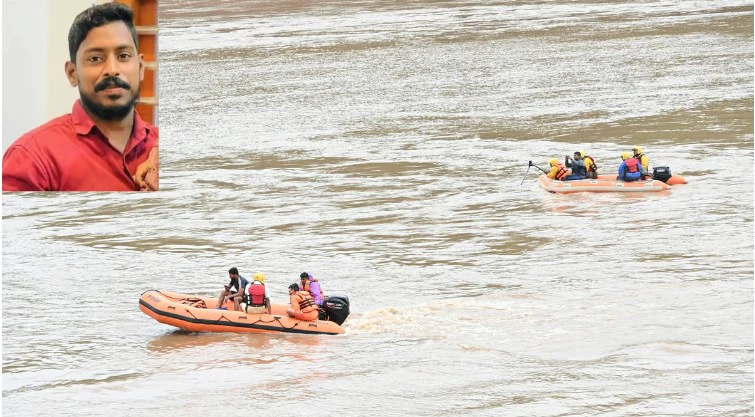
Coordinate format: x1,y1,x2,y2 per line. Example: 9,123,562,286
3,0,108,152
3,0,48,152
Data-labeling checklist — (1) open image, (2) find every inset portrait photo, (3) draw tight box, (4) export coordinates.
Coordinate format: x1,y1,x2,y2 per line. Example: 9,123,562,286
2,0,159,191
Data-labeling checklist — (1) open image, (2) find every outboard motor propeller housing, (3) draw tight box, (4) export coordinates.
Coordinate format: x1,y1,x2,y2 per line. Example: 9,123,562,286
321,295,350,325
653,166,672,183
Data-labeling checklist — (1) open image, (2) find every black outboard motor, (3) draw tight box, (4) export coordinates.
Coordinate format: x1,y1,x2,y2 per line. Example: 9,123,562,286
321,295,350,325
653,166,672,183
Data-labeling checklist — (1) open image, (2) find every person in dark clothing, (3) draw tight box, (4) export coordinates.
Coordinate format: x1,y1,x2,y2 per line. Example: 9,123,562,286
562,151,587,181
217,267,249,311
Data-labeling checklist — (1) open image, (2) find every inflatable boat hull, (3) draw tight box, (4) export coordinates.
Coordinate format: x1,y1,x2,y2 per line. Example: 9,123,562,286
538,174,671,194
139,290,345,335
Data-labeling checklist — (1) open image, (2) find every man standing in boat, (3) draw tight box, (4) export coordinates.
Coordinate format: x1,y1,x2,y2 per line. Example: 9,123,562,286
2,3,158,191
217,267,249,311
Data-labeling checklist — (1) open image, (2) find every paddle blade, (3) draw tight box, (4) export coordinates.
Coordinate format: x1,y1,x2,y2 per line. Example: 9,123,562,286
520,164,533,185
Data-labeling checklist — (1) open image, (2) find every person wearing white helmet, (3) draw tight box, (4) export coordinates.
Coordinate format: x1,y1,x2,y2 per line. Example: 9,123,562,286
240,272,271,314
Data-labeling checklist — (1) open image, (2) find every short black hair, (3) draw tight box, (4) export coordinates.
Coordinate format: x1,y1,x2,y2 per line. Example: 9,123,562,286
68,3,138,62
229,267,239,275
300,272,309,279
289,283,300,291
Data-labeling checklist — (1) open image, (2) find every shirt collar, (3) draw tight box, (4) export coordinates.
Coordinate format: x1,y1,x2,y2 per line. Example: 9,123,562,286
72,100,97,135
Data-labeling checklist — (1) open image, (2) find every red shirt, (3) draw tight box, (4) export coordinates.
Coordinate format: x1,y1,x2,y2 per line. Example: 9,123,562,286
2,100,158,191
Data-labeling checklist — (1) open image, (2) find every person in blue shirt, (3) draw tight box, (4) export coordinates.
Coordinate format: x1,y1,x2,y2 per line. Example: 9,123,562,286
617,152,647,182
217,267,249,310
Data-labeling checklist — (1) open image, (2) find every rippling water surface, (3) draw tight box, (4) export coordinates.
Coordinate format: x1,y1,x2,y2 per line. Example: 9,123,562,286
3,1,753,416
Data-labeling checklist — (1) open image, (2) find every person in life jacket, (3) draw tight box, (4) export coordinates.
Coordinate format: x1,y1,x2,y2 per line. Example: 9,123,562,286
286,283,319,321
240,272,271,314
617,151,647,182
580,150,598,179
217,267,249,311
547,158,569,180
299,272,325,306
563,151,587,181
632,146,650,179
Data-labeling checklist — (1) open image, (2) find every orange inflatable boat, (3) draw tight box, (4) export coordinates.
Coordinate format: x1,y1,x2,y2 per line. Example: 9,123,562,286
538,174,675,194
139,290,349,335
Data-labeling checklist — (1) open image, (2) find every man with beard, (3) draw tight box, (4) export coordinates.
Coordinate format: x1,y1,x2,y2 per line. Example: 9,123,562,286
2,3,158,191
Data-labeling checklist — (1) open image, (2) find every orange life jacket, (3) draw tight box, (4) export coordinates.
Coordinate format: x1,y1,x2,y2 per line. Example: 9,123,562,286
625,157,639,173
246,282,266,306
302,279,325,302
293,291,318,313
553,163,568,180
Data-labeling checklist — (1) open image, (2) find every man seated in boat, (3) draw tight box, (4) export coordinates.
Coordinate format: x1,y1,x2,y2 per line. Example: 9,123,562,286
300,272,325,307
562,151,587,181
581,150,599,179
286,283,320,321
217,267,249,311
632,146,650,179
617,152,647,182
546,158,569,180
240,272,271,314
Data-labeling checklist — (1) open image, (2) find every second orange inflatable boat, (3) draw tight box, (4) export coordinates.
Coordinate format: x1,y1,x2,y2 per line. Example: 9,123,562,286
538,174,672,194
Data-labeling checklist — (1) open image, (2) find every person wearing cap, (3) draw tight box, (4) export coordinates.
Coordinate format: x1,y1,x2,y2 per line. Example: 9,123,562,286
617,151,646,182
300,272,325,306
562,151,587,181
240,272,271,314
546,158,569,180
217,267,249,311
632,146,649,178
286,283,319,321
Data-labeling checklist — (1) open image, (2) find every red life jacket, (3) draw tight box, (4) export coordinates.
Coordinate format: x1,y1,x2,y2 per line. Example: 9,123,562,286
554,163,568,180
625,157,639,173
247,282,266,306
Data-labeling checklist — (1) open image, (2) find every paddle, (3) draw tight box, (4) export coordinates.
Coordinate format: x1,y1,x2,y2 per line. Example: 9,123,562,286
532,163,549,175
521,161,550,185
520,161,533,185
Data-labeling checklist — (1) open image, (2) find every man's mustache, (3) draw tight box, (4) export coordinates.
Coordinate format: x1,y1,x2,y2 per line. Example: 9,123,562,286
94,76,131,92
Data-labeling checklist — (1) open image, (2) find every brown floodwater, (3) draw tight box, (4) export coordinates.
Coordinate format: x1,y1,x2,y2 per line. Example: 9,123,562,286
3,1,753,416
